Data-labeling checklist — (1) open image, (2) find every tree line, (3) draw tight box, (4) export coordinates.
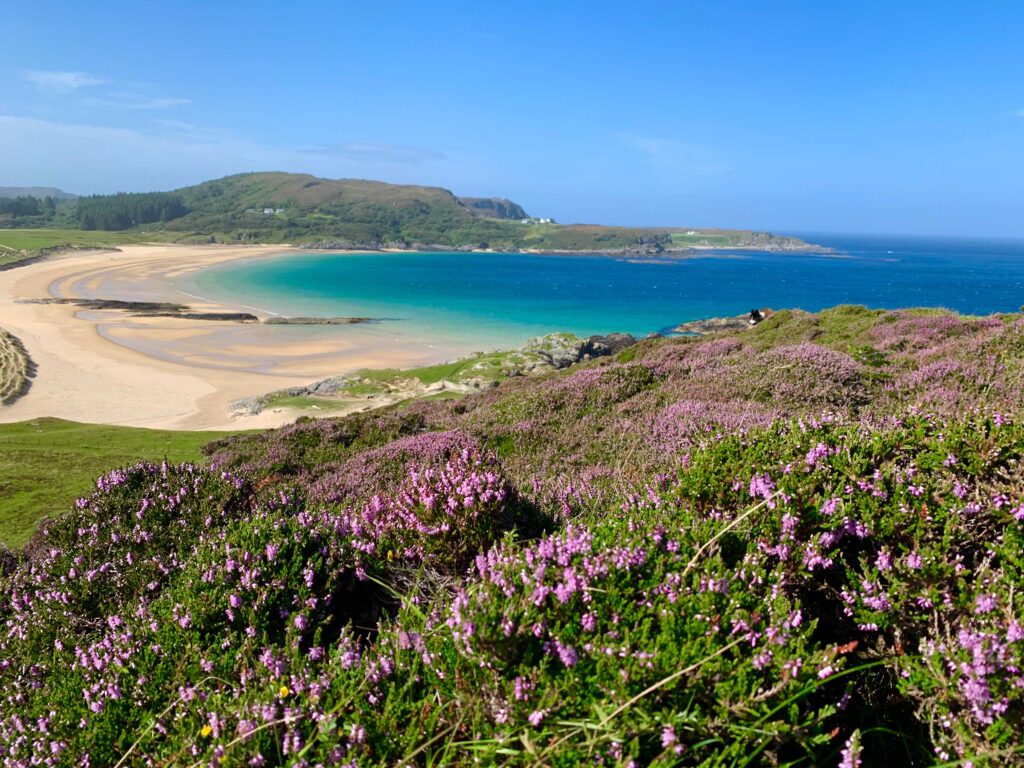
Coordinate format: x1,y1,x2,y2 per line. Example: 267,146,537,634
0,196,58,218
74,192,189,230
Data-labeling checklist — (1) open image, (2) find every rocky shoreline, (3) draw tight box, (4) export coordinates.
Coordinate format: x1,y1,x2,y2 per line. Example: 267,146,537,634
294,240,833,258
674,308,774,335
229,307,793,420
229,331,641,417
263,316,375,325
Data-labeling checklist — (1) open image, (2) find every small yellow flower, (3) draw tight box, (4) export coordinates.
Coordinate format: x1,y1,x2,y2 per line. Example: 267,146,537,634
200,724,213,738
278,684,290,698
387,549,394,561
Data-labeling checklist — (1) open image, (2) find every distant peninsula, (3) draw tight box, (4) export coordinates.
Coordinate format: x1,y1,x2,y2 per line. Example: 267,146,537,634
0,171,827,256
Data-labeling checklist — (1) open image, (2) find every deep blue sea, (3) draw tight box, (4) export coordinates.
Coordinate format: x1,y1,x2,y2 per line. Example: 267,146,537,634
181,234,1024,348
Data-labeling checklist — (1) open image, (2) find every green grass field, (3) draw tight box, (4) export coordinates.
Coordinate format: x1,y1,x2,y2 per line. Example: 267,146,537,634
669,232,734,246
263,348,538,412
0,419,228,548
0,228,153,252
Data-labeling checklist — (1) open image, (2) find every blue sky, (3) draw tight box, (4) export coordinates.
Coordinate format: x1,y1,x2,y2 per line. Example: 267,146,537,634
1,1,1023,236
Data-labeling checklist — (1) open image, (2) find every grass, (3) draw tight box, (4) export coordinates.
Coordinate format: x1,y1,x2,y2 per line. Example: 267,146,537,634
0,228,153,252
357,351,519,386
263,349,539,413
0,418,229,548
0,228,161,268
262,395,356,412
670,232,734,246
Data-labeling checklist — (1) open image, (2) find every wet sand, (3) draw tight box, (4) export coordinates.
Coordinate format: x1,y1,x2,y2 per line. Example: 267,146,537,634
0,244,471,430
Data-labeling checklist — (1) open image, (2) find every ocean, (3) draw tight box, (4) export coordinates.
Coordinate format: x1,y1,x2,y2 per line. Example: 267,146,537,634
180,233,1024,349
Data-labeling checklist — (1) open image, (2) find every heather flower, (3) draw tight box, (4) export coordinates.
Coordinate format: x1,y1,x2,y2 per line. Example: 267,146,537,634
838,730,862,768
975,594,998,614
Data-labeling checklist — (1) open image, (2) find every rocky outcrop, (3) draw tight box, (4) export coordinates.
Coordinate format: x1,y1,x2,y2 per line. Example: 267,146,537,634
296,240,386,251
19,298,381,326
226,396,268,416
522,332,637,369
458,197,528,220
674,309,774,335
232,331,641,416
732,233,832,253
19,298,190,312
19,298,260,322
263,317,375,325
588,332,638,354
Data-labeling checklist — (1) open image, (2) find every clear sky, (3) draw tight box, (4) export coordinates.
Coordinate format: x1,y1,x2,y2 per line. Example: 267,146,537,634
1,1,1023,236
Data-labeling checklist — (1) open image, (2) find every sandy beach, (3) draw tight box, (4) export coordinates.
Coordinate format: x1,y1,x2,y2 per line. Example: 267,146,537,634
0,244,471,430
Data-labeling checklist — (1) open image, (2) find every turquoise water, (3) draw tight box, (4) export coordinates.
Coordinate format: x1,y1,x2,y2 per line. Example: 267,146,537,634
181,234,1024,348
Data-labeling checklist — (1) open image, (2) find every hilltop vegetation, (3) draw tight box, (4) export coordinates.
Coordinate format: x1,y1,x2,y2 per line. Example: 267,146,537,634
1,306,1023,766
0,172,819,254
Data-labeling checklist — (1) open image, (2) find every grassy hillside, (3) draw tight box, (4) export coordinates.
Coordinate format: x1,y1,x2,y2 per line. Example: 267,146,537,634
0,419,232,547
1,306,1023,764
0,172,820,254
0,228,155,268
163,172,677,250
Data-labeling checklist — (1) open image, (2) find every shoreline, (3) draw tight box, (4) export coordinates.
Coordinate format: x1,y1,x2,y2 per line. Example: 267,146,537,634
294,242,834,258
0,240,838,432
0,244,476,431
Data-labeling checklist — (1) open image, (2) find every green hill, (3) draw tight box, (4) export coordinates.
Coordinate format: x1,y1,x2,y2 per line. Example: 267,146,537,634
0,171,822,253
159,172,540,247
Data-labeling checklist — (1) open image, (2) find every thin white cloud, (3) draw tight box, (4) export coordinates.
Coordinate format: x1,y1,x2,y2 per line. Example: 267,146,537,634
0,114,449,192
0,114,275,190
150,118,198,132
19,71,187,110
82,92,192,110
620,133,730,175
1013,108,1024,118
20,70,106,93
300,141,445,164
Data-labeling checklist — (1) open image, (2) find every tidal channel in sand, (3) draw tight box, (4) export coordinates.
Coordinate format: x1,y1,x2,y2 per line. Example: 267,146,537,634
0,244,473,430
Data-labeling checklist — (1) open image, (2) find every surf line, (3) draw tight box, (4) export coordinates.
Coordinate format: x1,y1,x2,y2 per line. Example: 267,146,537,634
173,287,283,317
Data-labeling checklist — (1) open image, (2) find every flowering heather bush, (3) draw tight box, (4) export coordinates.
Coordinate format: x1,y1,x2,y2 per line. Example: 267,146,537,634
3,306,1024,766
0,448,526,765
745,343,868,408
649,398,780,454
203,307,1024,510
306,429,485,504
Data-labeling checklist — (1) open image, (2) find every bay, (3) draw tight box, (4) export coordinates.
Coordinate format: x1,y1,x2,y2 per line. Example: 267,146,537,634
180,234,1024,348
